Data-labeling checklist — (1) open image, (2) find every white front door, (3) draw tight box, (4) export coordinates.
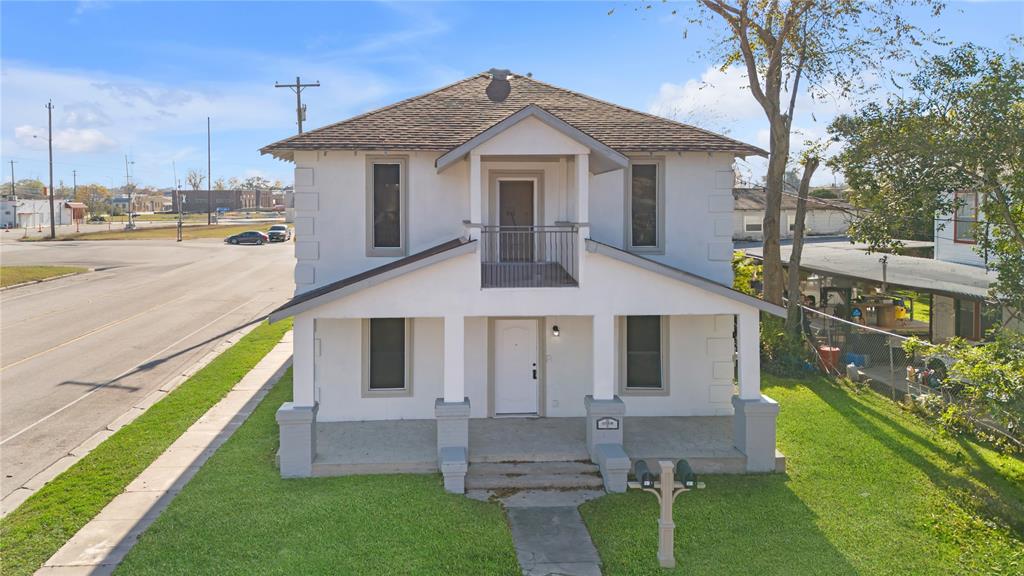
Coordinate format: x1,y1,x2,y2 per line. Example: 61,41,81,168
494,319,539,415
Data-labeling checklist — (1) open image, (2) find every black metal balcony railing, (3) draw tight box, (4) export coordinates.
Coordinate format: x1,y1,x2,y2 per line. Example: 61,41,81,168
480,224,579,288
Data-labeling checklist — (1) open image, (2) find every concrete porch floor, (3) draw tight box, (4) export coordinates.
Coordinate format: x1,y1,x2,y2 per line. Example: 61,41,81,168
312,416,782,477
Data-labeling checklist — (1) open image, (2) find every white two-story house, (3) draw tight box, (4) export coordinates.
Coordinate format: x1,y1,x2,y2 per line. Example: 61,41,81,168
263,70,785,494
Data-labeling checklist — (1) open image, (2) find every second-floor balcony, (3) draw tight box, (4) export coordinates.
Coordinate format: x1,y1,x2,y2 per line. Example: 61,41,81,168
480,224,579,288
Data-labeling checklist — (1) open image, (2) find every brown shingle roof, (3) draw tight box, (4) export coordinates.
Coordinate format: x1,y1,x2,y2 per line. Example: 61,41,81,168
260,72,766,159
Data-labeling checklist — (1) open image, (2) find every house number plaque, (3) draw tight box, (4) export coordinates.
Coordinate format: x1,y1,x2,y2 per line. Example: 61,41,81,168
596,417,620,430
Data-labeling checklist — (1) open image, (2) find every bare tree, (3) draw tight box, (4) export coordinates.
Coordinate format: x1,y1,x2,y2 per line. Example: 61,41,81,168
638,1,943,306
186,169,205,191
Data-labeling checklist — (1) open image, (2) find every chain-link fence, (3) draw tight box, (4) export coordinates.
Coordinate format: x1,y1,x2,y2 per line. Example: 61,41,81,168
801,305,1022,449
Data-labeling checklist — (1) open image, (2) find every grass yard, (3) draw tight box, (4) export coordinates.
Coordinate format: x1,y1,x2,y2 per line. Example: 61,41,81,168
0,265,87,287
116,372,520,576
26,223,273,242
0,319,293,576
581,375,1024,575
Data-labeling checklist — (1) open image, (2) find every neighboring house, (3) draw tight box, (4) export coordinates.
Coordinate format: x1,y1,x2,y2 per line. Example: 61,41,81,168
262,69,786,494
932,190,1003,341
733,187,853,241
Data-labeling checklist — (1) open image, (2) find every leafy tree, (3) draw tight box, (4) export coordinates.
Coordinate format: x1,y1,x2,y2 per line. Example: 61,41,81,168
241,176,271,191
11,178,45,197
638,0,943,306
829,43,1024,316
904,332,1023,453
74,183,110,215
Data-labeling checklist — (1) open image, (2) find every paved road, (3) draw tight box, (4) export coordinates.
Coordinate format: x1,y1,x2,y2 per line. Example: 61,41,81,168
0,238,294,498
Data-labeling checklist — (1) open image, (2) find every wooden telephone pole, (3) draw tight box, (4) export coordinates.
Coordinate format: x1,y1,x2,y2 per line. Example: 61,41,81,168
274,76,320,134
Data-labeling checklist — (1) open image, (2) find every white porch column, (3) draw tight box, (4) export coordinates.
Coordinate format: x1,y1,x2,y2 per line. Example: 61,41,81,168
575,153,589,286
437,314,470,493
292,312,316,406
276,311,317,477
592,313,615,400
469,152,482,239
737,310,761,400
443,315,466,403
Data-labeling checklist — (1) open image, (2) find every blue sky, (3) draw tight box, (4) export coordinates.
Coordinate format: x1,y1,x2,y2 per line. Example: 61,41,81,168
2,1,1021,191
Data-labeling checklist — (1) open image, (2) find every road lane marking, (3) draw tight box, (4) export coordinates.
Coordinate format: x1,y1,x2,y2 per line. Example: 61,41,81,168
0,292,193,372
0,296,260,446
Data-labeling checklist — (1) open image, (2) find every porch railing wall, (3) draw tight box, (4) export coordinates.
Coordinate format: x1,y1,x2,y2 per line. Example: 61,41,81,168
479,224,579,288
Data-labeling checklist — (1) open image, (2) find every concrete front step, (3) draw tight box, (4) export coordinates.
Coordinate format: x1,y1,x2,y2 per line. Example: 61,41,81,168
469,461,599,476
465,473,604,490
466,461,603,490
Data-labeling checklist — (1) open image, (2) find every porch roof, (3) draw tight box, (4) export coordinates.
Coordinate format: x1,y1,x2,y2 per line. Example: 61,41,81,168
267,237,476,323
585,239,786,317
434,104,629,174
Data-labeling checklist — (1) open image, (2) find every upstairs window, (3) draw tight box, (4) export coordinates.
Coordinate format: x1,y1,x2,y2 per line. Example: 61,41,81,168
627,160,664,252
953,191,978,244
366,157,407,256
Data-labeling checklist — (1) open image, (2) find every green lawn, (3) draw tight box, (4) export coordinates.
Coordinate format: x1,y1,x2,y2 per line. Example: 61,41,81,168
0,265,87,287
116,372,520,576
0,319,293,576
580,376,1024,575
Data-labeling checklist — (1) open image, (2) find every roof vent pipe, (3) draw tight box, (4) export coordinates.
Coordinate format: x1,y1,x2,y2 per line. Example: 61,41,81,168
486,68,512,102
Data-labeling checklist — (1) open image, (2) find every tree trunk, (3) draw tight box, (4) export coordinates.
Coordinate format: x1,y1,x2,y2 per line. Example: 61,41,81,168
762,118,791,305
785,157,820,334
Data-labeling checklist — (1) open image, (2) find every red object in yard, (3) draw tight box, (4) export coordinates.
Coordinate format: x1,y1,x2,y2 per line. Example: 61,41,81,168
818,346,841,372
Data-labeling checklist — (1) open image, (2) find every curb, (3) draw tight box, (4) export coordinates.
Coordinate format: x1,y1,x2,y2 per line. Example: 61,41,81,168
0,319,264,518
37,332,293,574
0,269,92,292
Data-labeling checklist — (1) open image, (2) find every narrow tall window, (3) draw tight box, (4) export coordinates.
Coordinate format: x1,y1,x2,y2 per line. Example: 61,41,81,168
953,191,978,244
368,318,406,391
954,300,978,341
630,163,659,248
625,316,663,390
373,163,401,248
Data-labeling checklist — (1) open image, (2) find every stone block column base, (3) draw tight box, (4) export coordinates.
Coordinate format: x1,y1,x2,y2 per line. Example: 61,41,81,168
276,402,317,477
584,395,625,462
732,395,780,472
435,398,470,493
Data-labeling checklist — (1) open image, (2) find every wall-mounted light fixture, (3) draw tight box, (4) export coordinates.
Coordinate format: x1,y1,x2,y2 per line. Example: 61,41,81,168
552,325,560,337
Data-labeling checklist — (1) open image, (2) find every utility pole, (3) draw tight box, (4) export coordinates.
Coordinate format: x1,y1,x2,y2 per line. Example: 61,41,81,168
207,116,212,225
124,155,135,229
8,160,14,196
46,100,56,239
274,76,319,134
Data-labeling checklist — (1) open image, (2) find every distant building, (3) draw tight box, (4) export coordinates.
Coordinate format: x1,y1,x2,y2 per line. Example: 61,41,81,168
0,196,82,228
733,187,854,241
172,189,259,212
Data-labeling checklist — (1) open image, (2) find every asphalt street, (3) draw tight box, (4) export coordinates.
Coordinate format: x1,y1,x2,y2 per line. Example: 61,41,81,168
0,236,294,498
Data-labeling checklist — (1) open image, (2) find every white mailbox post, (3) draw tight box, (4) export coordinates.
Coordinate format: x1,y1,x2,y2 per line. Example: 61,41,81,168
627,459,705,569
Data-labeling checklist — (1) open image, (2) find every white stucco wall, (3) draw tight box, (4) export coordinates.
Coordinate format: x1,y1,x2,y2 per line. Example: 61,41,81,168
314,313,736,422
291,118,740,291
934,212,985,267
732,208,851,241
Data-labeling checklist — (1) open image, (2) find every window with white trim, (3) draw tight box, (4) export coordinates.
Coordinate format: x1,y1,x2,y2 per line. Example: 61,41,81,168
953,191,978,244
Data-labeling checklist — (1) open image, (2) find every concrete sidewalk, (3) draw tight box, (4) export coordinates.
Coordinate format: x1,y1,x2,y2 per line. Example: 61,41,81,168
35,331,293,576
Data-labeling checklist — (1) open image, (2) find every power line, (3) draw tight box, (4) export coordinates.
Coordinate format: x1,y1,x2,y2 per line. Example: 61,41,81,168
274,76,320,134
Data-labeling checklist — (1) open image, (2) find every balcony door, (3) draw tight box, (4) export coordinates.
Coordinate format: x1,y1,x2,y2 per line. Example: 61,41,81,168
498,179,535,262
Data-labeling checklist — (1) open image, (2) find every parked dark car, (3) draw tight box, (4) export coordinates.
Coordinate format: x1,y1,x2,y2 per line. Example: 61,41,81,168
268,224,292,242
225,230,269,245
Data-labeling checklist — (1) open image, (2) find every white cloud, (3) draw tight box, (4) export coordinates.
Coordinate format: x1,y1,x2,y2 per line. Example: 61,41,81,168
14,124,115,153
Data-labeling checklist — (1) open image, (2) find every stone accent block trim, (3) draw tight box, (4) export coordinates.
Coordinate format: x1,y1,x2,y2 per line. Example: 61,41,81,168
731,394,780,473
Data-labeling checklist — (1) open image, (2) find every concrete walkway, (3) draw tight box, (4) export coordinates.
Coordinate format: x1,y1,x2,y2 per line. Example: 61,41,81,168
472,489,604,576
35,331,293,576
